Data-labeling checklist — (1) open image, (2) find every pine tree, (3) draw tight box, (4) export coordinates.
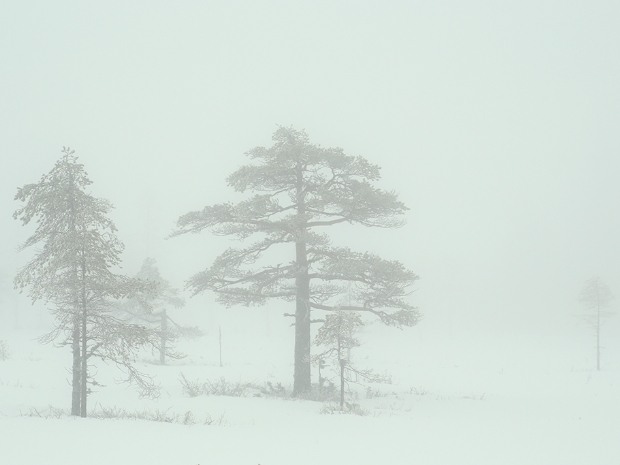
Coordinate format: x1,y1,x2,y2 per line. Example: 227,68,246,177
172,127,421,394
120,258,201,365
314,309,363,408
14,148,160,416
578,276,615,371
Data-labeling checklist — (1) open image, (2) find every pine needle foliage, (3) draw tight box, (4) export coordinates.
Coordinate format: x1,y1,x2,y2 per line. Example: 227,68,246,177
120,258,201,365
14,148,161,416
172,128,421,394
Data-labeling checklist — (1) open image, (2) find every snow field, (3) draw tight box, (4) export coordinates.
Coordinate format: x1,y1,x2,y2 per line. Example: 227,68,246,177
1,307,619,465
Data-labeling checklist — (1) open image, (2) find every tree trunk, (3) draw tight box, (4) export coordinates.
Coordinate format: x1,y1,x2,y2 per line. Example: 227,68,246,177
338,321,345,409
293,240,311,394
80,255,88,418
160,310,167,365
80,307,87,417
339,358,346,410
69,172,82,416
71,319,81,416
293,159,311,395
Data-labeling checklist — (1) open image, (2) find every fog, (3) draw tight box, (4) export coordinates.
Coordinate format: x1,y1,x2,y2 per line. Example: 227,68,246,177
0,0,620,464
3,1,618,328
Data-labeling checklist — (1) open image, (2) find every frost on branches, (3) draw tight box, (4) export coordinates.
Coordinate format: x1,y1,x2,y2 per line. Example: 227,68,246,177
119,257,202,365
14,148,163,417
172,127,421,394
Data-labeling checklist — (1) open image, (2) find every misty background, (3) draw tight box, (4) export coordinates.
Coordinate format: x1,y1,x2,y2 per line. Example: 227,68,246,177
1,1,619,367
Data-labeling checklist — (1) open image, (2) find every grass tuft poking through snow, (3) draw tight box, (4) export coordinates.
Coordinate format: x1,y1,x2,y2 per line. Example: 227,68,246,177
320,401,370,416
179,373,250,397
178,373,340,403
23,404,226,426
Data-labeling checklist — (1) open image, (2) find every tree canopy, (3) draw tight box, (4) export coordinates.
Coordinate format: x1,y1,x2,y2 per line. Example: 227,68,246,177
14,148,161,416
120,258,201,365
173,127,420,393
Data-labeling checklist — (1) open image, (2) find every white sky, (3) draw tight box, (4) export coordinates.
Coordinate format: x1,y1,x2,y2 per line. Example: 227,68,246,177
1,1,619,335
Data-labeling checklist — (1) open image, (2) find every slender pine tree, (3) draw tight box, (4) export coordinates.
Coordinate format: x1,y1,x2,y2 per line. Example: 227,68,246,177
15,148,160,416
578,276,615,371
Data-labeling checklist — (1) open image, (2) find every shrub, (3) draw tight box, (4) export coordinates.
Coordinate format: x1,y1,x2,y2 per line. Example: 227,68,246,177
409,386,430,396
0,340,10,361
319,401,369,416
179,373,248,397
297,382,339,402
258,381,289,398
24,404,224,425
365,386,389,399
27,406,67,419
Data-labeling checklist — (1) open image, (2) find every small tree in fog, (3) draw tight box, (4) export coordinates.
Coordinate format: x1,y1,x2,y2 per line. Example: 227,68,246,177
578,276,615,371
14,148,162,417
314,309,363,408
172,127,421,395
121,258,201,365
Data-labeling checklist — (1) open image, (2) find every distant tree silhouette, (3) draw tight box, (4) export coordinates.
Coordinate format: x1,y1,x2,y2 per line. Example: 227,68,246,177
120,258,202,365
578,276,615,371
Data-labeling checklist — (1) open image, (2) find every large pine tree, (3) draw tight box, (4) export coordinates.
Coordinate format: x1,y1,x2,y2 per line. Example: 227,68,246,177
172,128,420,394
14,148,159,416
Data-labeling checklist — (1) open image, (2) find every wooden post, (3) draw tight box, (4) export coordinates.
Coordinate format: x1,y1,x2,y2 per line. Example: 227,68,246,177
597,299,601,371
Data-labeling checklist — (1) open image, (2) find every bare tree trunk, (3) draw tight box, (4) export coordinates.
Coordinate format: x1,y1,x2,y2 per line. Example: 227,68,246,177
160,310,167,365
80,307,87,417
347,285,352,362
69,172,82,416
71,319,81,416
293,161,311,395
294,239,311,395
339,358,346,410
338,319,345,409
80,255,87,418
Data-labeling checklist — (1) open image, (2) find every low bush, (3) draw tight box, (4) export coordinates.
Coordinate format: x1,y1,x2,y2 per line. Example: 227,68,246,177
179,374,341,404
258,381,288,398
91,405,226,425
179,373,249,397
319,401,369,416
0,340,10,361
365,387,390,399
296,382,339,402
27,406,67,419
409,386,430,396
25,404,225,425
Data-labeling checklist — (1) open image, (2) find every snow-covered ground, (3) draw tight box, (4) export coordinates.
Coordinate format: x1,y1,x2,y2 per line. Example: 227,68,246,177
1,305,619,465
